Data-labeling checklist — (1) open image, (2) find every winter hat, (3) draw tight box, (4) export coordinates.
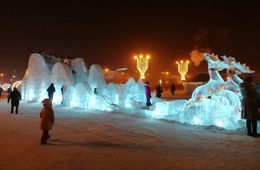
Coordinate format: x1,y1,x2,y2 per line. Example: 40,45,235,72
42,98,52,106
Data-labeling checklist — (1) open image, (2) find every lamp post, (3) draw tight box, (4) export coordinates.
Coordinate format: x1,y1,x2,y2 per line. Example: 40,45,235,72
176,60,189,81
134,54,150,79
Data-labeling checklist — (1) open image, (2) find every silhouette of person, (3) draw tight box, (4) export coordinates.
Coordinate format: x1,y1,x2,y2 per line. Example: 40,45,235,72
0,86,3,98
47,83,56,100
171,82,176,96
144,81,152,106
240,76,260,137
156,84,163,98
8,87,21,114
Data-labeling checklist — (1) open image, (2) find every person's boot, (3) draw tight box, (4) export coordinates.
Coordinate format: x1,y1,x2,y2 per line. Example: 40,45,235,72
252,121,259,137
46,134,51,140
246,120,253,136
41,130,49,145
41,137,47,145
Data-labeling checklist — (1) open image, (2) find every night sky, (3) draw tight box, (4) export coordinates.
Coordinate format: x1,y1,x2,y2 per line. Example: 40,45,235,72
0,0,259,79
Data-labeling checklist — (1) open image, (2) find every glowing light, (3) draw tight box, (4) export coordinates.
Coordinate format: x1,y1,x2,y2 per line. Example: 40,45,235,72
176,60,189,80
2,84,12,91
134,54,150,79
104,68,109,72
0,73,3,77
11,81,22,90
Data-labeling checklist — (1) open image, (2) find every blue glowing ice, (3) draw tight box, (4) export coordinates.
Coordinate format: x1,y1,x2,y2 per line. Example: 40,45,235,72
22,52,254,130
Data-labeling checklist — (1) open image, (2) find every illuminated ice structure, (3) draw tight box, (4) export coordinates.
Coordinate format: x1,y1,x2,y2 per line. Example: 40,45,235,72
179,53,253,129
22,52,254,130
151,53,254,130
22,53,146,111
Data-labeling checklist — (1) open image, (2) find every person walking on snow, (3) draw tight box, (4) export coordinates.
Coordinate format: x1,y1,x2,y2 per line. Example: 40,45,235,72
40,98,55,145
47,83,56,100
156,84,163,98
0,86,3,98
171,82,176,96
240,76,260,137
8,87,21,114
144,81,152,106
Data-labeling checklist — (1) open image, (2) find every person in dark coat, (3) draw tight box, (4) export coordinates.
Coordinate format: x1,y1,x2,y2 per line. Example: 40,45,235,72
156,84,163,98
47,83,56,100
7,87,12,97
0,86,3,98
61,85,64,104
240,76,260,137
171,82,176,96
8,87,21,114
144,81,152,106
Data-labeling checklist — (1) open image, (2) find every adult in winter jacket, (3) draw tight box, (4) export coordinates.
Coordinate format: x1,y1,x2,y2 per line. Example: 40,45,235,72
0,86,3,98
171,82,176,96
40,98,55,145
241,76,260,137
47,83,56,100
144,81,152,106
8,87,21,114
156,84,163,98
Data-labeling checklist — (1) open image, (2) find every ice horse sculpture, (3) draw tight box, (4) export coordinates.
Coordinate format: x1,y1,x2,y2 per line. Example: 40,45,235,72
191,53,228,101
181,53,254,129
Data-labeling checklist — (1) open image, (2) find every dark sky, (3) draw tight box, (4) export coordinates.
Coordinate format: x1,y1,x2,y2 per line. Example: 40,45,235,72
0,0,260,78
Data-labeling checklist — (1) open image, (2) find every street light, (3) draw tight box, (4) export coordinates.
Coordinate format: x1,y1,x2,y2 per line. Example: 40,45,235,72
134,54,150,79
176,60,189,81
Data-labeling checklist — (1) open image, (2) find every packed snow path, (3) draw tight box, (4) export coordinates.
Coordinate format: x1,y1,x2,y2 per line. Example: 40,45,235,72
0,99,260,170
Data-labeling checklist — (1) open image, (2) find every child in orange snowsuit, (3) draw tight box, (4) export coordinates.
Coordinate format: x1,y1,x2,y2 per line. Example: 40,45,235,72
40,98,55,145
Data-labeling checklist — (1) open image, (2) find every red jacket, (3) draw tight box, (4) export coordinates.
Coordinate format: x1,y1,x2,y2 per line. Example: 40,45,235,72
144,84,151,98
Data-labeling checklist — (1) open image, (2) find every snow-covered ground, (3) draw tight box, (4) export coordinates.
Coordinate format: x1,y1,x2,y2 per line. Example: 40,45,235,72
0,97,260,170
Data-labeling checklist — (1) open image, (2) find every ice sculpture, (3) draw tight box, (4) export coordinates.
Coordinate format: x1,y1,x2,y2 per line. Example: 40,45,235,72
22,53,50,102
88,64,107,93
71,58,88,83
22,53,88,104
191,53,227,100
21,52,254,130
181,53,254,129
51,62,75,105
70,82,93,109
